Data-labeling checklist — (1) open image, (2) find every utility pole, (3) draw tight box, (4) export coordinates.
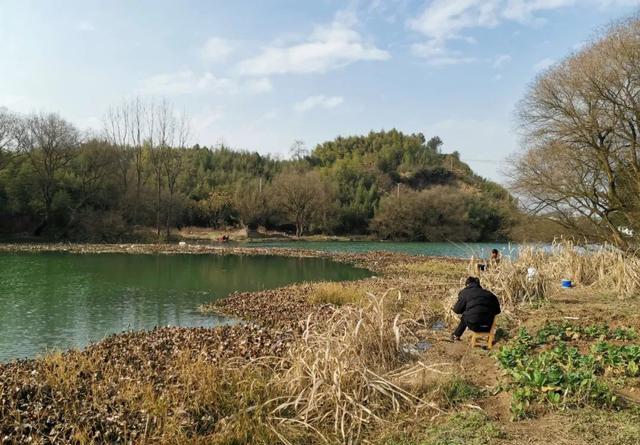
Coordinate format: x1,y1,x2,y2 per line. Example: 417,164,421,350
259,177,262,193
397,183,400,199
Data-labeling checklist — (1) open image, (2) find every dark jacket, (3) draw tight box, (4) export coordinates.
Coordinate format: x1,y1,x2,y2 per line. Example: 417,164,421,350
453,282,501,326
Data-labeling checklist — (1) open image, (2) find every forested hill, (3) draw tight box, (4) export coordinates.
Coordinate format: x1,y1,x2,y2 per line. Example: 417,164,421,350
306,130,517,240
312,130,487,192
0,110,517,241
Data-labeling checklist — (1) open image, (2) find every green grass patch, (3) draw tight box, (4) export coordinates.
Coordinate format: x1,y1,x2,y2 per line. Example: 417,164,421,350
439,377,485,408
384,411,506,445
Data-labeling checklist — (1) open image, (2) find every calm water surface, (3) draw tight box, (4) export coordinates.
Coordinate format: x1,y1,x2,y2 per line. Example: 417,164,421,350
246,241,519,258
0,252,371,362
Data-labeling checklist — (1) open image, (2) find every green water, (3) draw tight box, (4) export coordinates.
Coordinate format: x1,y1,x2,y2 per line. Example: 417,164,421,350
245,241,519,258
0,252,371,362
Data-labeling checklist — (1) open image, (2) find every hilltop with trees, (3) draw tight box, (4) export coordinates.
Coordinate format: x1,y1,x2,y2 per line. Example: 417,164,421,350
0,100,517,242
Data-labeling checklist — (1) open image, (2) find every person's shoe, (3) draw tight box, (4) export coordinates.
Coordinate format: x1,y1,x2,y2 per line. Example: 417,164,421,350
450,334,461,342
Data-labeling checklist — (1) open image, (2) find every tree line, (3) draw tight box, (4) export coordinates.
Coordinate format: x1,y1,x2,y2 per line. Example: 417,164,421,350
0,99,518,242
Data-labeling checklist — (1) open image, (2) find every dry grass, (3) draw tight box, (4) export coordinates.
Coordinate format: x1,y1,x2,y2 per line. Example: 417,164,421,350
307,282,367,306
446,240,640,318
402,260,467,281
189,290,448,443
3,290,452,445
468,248,551,307
271,290,441,443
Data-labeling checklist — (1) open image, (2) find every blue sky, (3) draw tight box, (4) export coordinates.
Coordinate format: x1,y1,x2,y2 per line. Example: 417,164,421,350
1,0,640,182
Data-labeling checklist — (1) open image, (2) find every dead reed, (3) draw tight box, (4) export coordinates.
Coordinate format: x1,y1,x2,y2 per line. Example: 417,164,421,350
268,290,440,444
460,240,640,315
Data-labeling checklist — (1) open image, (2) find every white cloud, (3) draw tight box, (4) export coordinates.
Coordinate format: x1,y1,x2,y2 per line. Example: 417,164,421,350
138,70,272,96
533,57,555,71
492,54,511,69
407,0,619,65
366,0,411,23
77,20,95,32
139,70,234,95
258,109,279,122
199,37,234,62
238,13,389,76
502,0,576,22
572,41,587,51
245,77,273,94
409,0,500,41
294,95,344,112
595,0,640,6
411,40,476,65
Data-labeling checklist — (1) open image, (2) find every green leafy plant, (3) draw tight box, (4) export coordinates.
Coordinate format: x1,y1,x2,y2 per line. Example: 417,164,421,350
496,323,639,419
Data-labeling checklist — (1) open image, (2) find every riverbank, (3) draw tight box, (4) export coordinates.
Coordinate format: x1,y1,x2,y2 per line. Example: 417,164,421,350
0,242,429,274
0,238,519,260
1,243,639,444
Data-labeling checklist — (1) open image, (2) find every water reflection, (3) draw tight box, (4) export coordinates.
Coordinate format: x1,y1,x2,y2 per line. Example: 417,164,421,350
0,252,370,362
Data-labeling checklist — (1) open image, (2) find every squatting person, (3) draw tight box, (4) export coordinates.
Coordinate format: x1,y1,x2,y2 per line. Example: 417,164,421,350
450,276,501,341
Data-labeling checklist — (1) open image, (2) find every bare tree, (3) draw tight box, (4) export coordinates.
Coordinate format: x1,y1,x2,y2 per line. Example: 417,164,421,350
269,170,333,237
0,109,18,170
14,113,80,235
103,101,132,191
289,140,308,161
163,110,190,237
510,18,640,248
103,97,154,224
130,97,149,201
234,178,267,230
148,99,178,239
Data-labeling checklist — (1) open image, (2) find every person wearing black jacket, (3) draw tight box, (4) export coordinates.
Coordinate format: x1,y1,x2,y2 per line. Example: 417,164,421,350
451,277,501,341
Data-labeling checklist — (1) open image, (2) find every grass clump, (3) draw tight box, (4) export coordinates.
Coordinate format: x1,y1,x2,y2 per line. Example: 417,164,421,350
383,411,505,445
307,282,366,306
438,377,485,409
468,248,551,307
496,323,640,419
567,407,640,445
474,240,640,309
403,260,466,281
272,291,434,443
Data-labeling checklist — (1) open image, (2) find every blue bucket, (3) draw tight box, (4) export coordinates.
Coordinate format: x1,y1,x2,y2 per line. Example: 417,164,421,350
561,279,572,288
